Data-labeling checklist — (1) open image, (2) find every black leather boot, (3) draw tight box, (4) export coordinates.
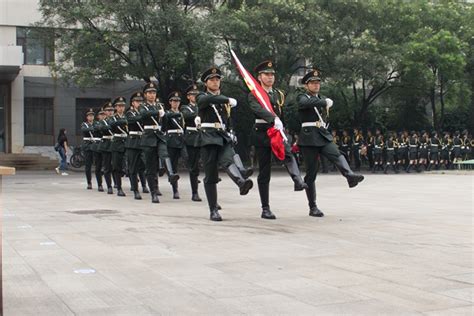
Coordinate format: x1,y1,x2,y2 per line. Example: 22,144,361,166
98,185,104,192
164,158,180,185
158,159,166,177
107,187,113,194
205,183,222,221
284,156,308,191
134,191,142,200
258,181,270,212
384,165,389,174
117,188,126,197
233,154,253,179
334,155,364,188
305,181,324,217
226,164,253,195
151,192,160,203
406,164,412,173
190,175,202,201
87,183,92,190
261,206,276,220
172,183,180,199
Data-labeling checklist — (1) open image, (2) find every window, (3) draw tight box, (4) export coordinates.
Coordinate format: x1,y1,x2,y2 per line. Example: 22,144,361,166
24,98,54,146
17,27,55,65
75,98,110,135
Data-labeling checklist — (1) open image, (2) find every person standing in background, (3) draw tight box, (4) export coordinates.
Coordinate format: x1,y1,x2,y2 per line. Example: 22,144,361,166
55,128,69,176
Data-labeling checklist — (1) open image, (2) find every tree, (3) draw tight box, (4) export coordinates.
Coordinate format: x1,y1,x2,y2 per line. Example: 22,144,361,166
38,0,217,96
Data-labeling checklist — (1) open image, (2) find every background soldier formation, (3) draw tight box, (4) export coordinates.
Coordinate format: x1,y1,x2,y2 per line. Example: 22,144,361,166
310,129,473,174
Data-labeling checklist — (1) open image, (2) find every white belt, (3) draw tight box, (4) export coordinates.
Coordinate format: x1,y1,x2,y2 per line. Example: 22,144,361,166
201,122,224,129
302,121,323,128
186,127,198,131
375,146,382,149
453,145,461,147
167,129,183,134
387,148,395,151
102,135,113,140
83,137,94,141
144,125,161,131
129,131,143,136
409,145,417,147
114,133,127,138
255,119,268,124
93,137,102,141
431,144,438,147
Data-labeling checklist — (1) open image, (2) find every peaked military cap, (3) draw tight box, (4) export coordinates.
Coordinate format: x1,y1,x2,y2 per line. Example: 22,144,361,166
185,84,199,95
168,91,181,101
302,69,322,84
86,108,95,116
97,109,105,115
130,92,143,103
200,66,222,82
113,96,126,106
102,101,114,111
254,60,275,74
143,82,158,93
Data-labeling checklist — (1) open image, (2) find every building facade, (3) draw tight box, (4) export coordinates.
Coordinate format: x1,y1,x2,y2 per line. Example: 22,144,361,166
0,0,142,153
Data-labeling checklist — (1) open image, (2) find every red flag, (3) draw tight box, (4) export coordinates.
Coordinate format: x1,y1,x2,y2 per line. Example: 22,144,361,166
229,49,286,161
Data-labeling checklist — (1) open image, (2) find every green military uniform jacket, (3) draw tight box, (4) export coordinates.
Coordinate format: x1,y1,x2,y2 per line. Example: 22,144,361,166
296,92,333,147
248,88,285,147
164,110,185,149
80,121,95,151
196,91,232,147
181,103,200,147
139,101,167,147
110,113,128,153
91,121,102,152
125,108,143,149
98,117,114,152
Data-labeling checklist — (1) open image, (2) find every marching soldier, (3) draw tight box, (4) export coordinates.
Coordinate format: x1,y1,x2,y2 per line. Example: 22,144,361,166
196,66,253,221
366,130,375,171
340,130,351,163
98,102,115,194
461,130,470,161
164,91,186,199
440,132,452,169
125,92,148,200
407,131,419,173
352,128,363,171
181,84,203,202
373,129,384,173
384,132,398,174
331,129,340,171
139,82,179,203
297,69,364,217
427,131,440,171
92,109,105,192
110,97,128,197
80,108,96,190
248,61,307,220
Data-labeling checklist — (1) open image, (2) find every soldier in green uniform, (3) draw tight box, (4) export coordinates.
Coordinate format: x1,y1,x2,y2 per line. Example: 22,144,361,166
139,82,179,203
384,132,399,174
427,131,440,171
352,128,363,171
164,91,186,199
297,69,364,217
366,130,375,171
406,131,419,173
181,84,202,202
80,108,96,190
110,97,128,197
126,92,148,200
92,109,105,192
373,130,384,173
440,132,451,170
247,61,307,220
340,130,351,163
196,66,253,221
98,102,115,194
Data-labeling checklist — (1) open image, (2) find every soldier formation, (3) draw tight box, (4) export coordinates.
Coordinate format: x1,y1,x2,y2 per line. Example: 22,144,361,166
311,128,473,174
86,62,474,222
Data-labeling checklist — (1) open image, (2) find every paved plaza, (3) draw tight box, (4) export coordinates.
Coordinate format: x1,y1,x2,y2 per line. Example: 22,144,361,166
1,170,473,315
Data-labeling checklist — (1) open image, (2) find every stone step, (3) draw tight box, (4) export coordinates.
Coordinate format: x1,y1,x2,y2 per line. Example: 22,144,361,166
0,153,58,170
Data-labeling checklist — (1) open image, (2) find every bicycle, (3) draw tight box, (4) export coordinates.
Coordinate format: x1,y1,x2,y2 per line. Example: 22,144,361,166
70,146,85,168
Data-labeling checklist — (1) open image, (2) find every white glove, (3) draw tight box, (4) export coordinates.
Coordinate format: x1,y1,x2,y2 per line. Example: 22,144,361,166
159,109,165,118
274,117,284,131
325,98,334,109
194,116,201,126
228,98,238,108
